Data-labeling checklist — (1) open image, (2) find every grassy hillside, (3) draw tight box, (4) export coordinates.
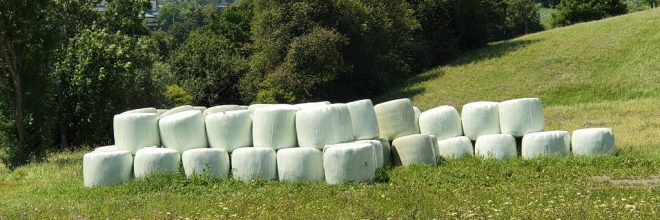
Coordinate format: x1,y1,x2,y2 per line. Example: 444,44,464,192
1,8,659,219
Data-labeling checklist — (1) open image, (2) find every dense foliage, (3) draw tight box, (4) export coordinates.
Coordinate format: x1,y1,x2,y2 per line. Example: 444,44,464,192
551,0,628,27
0,0,636,167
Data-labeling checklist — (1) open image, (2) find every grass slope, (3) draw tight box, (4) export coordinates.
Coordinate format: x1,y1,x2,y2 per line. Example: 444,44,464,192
1,8,660,219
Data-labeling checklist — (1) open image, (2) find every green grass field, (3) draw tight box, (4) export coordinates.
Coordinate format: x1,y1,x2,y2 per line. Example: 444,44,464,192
1,8,659,219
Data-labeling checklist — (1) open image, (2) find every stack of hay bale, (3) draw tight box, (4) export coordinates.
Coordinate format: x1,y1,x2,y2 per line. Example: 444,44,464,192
83,98,616,187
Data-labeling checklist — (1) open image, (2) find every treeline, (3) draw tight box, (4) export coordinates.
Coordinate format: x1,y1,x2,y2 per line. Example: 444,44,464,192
0,0,639,167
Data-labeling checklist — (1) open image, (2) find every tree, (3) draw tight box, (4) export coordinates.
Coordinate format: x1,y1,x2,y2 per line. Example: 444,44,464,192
101,0,151,36
0,0,58,167
54,27,161,146
551,0,627,27
504,0,544,37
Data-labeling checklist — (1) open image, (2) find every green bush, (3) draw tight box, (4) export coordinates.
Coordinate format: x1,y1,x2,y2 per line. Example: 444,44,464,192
163,85,193,107
551,0,627,27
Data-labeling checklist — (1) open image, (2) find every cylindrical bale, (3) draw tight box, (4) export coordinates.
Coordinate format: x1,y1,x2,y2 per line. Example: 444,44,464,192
83,150,133,187
436,136,474,159
499,98,544,137
571,128,616,156
156,109,168,115
374,99,419,141
414,106,421,130
346,99,380,140
522,131,570,159
294,101,330,110
124,107,157,114
205,110,252,152
475,134,517,159
193,106,207,111
252,105,298,149
204,105,243,116
355,140,385,168
133,148,180,178
113,112,161,154
376,138,392,167
94,145,118,152
248,104,275,111
276,148,324,182
461,102,501,141
159,105,193,119
159,110,208,153
391,134,437,166
323,142,376,184
419,106,463,141
296,104,354,149
231,147,277,182
182,148,230,179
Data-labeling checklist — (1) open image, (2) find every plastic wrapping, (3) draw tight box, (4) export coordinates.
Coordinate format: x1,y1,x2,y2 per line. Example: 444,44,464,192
83,150,133,187
461,102,501,141
159,105,193,119
204,105,243,116
419,106,463,141
133,148,180,178
113,112,161,154
346,99,380,140
248,104,275,111
499,98,544,137
571,128,616,156
181,148,230,179
475,134,517,159
276,148,324,182
294,101,330,110
205,110,252,152
94,145,118,152
252,105,298,149
374,99,419,141
521,131,570,159
296,104,354,149
156,109,167,115
436,136,474,159
124,107,157,114
231,147,277,181
323,142,375,184
159,110,208,153
414,106,421,131
355,140,385,168
193,106,207,111
377,138,392,167
391,134,436,166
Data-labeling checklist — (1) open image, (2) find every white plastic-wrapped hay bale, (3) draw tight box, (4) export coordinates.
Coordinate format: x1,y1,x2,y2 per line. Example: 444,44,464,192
294,101,330,110
156,109,167,115
193,106,207,111
124,107,157,114
323,142,376,184
355,140,384,168
374,99,419,141
205,110,252,152
419,106,463,141
204,105,243,116
159,110,208,153
475,134,517,159
461,102,501,141
94,145,118,152
391,134,436,166
159,105,193,119
414,106,421,131
239,105,249,110
231,147,277,181
571,128,616,156
113,112,160,154
133,148,180,178
83,150,133,187
276,148,324,182
346,99,380,140
248,104,274,111
377,138,392,167
252,105,298,149
522,131,570,159
181,148,230,179
436,136,473,159
296,104,354,149
429,135,439,160
499,98,544,137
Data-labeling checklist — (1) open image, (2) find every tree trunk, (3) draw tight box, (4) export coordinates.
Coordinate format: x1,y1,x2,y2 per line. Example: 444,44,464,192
9,61,26,145
58,82,69,150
